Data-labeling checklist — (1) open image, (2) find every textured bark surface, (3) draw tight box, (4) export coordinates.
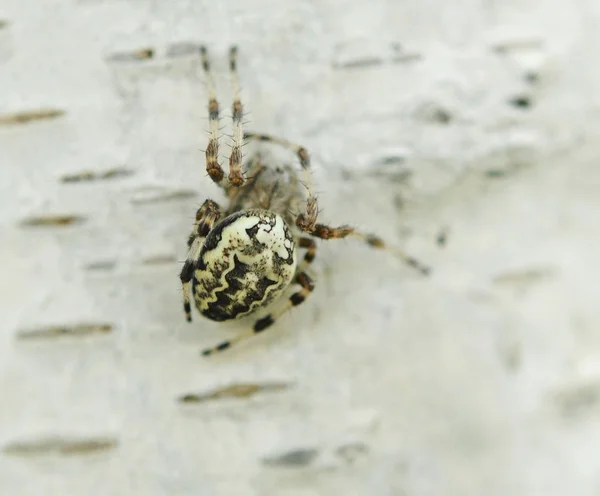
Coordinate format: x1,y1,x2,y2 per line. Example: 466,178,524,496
1,1,600,495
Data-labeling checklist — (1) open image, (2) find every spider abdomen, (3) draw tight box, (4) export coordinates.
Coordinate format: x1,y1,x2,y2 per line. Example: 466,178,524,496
192,209,297,322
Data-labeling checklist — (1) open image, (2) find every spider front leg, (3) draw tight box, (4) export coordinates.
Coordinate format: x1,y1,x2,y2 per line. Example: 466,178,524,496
200,269,316,357
299,222,430,276
180,199,222,322
199,46,226,187
201,46,247,189
227,46,245,187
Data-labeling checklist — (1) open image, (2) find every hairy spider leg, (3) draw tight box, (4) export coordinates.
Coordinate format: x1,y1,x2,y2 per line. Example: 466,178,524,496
199,46,225,186
296,236,317,274
304,224,430,275
227,46,245,187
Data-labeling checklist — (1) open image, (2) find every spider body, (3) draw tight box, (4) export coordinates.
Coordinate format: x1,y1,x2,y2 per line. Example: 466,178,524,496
192,209,297,322
180,46,429,356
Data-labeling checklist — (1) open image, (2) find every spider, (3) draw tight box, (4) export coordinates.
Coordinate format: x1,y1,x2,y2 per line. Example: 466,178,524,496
180,46,430,357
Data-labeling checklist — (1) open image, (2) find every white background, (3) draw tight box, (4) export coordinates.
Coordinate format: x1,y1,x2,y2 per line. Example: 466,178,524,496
1,0,600,495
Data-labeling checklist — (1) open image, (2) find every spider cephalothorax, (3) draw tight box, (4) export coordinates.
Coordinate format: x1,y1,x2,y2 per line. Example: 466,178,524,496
180,46,429,356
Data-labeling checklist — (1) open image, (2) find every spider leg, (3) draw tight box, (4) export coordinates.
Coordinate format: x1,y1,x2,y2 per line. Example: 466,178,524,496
199,46,225,187
297,236,317,273
201,271,315,356
302,224,430,275
180,199,222,322
227,46,245,187
243,132,319,233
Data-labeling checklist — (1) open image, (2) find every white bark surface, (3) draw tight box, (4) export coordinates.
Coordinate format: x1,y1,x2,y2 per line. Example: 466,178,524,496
1,1,600,495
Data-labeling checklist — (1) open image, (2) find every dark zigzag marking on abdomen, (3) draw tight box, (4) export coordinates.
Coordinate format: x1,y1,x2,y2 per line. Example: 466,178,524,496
200,254,278,321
